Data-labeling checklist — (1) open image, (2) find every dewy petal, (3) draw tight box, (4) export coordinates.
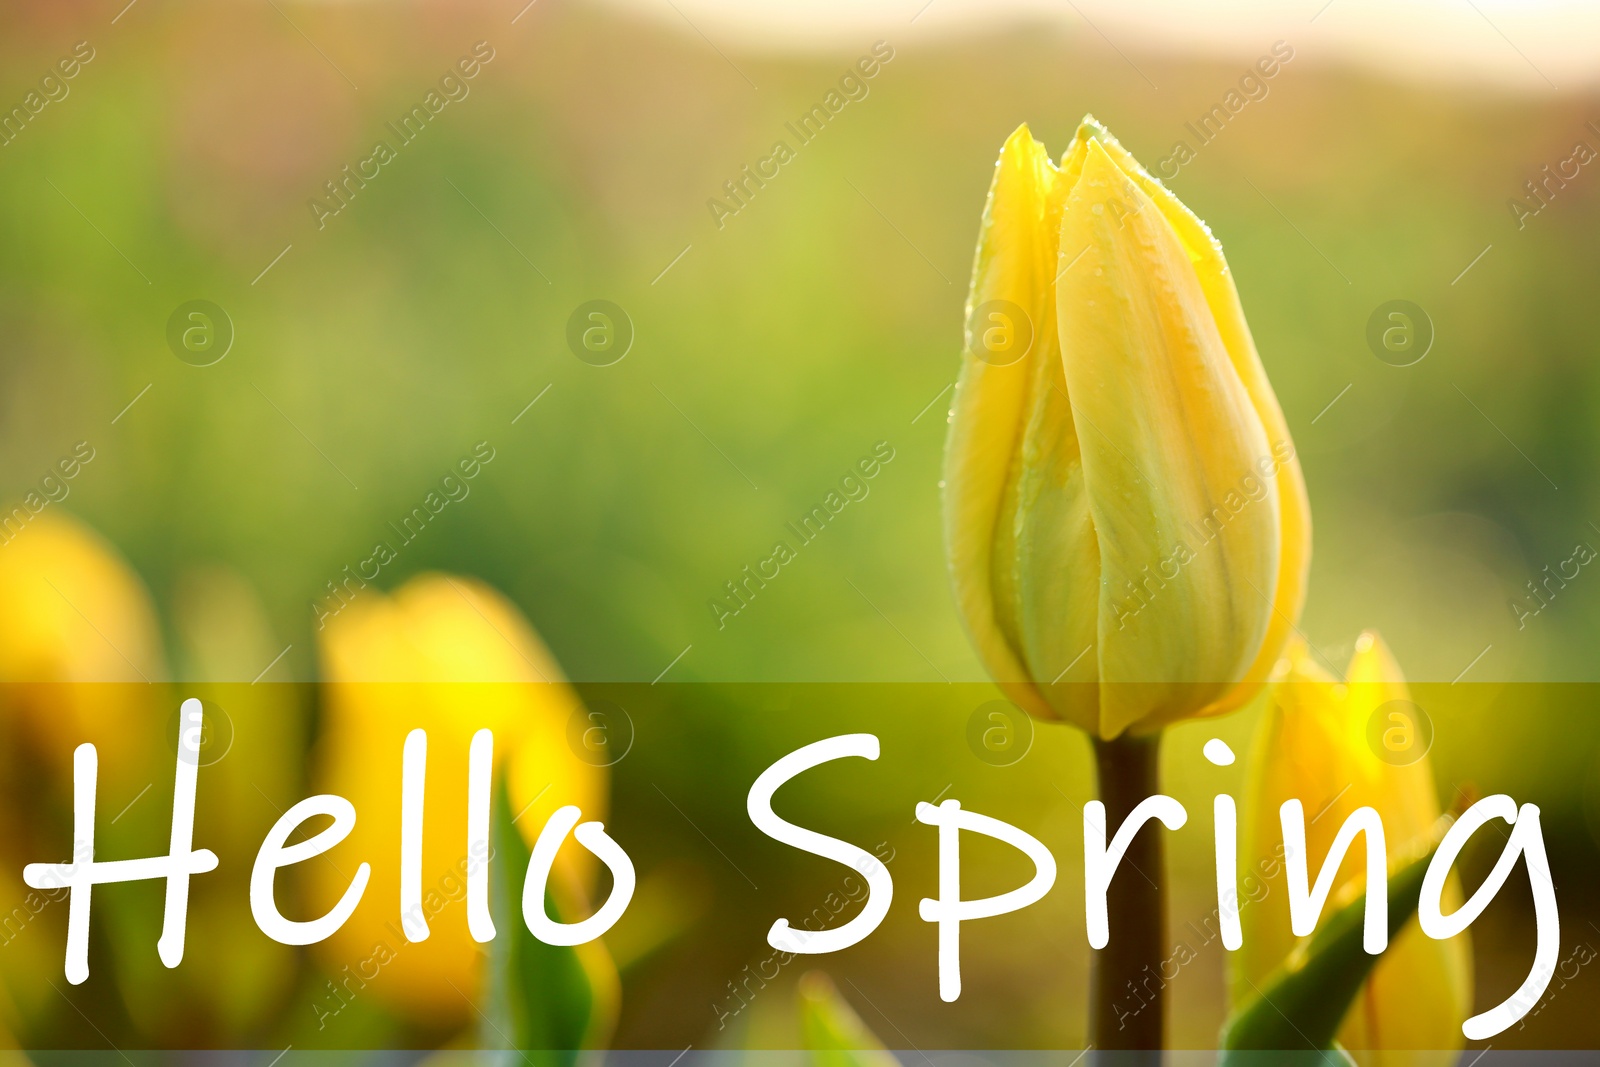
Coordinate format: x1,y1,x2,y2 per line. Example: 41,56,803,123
1074,117,1310,715
1236,641,1343,1004
1005,280,1101,729
997,123,1102,729
1343,633,1442,860
1339,634,1471,1056
1058,139,1279,738
1340,630,1471,1059
1236,636,1471,1057
944,124,1078,722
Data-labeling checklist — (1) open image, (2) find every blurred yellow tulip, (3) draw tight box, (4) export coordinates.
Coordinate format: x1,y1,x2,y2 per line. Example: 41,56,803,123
0,511,164,1033
312,573,606,1029
943,117,1309,739
1237,634,1471,1064
0,509,164,770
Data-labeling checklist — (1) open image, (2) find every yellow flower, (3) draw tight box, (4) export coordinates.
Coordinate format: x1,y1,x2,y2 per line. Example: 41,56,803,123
0,511,165,1033
312,573,605,1028
0,510,164,765
1237,634,1471,1064
943,118,1309,739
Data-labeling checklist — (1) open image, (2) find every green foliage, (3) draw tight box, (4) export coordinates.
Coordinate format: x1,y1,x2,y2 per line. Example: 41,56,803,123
797,972,900,1067
481,774,598,1066
1218,843,1436,1063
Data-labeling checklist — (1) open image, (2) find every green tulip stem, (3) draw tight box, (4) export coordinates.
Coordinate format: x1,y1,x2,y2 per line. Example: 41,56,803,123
1089,730,1165,1064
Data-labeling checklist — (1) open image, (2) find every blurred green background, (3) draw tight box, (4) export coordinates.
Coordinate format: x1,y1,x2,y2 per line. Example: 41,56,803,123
3,0,1600,1054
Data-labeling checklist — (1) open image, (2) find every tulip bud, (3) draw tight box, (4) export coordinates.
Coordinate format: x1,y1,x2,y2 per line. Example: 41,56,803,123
313,573,605,1026
1237,634,1471,1060
943,117,1309,738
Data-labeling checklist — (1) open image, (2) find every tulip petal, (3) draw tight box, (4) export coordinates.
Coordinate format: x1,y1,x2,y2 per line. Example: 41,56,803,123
1073,118,1310,715
1237,643,1346,999
1237,637,1471,1058
1339,633,1472,1057
0,511,165,787
1005,342,1101,728
945,120,1307,736
1059,139,1279,738
944,124,1086,722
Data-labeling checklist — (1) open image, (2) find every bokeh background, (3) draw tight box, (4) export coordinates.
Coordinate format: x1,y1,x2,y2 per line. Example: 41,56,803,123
2,0,1600,1056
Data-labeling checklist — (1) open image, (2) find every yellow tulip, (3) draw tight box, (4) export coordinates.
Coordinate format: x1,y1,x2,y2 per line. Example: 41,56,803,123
0,510,164,769
0,512,165,1034
312,573,606,1028
943,118,1309,739
1237,634,1471,1064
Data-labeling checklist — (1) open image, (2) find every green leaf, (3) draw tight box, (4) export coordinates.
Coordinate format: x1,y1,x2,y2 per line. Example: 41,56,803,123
481,774,615,1067
797,971,901,1067
1218,838,1438,1064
